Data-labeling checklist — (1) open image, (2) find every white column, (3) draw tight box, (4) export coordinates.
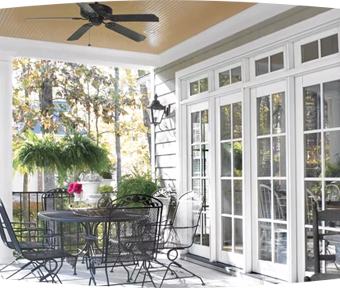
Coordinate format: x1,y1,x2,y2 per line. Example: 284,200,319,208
0,52,14,264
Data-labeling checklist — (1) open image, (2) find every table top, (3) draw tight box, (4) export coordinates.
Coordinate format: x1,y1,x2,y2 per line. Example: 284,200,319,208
39,210,107,223
38,209,144,223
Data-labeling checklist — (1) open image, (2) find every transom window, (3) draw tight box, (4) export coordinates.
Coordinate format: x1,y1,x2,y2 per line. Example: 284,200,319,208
301,34,339,63
190,76,208,96
255,52,284,76
218,66,242,87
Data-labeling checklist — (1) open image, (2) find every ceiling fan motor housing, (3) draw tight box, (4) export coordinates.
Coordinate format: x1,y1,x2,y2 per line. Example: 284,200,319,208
80,2,113,23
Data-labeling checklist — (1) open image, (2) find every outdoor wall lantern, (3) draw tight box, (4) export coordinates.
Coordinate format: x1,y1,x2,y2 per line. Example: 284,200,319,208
146,94,169,126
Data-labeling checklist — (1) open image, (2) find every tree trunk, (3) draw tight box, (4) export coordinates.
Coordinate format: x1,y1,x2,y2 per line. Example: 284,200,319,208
40,78,55,191
114,67,121,184
140,85,152,166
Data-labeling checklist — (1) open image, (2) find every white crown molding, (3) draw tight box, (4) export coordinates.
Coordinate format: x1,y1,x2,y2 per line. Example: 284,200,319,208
0,36,160,69
159,3,296,67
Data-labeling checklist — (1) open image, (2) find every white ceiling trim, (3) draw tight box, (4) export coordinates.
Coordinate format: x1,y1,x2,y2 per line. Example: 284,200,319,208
160,3,296,66
0,36,160,69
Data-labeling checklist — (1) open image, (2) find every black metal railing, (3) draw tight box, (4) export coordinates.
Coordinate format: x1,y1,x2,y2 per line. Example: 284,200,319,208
12,191,84,254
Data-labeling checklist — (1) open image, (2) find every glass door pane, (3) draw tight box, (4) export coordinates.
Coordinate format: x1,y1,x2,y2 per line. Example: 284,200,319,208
303,79,340,272
190,109,210,255
252,81,288,280
217,93,244,267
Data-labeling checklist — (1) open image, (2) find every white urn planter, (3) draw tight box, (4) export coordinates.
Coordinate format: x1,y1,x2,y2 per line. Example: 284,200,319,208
79,181,101,204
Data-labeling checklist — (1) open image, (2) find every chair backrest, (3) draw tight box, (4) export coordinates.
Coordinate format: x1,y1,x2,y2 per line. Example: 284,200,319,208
163,190,203,248
103,194,163,263
0,198,23,255
258,184,285,220
312,199,340,273
326,184,340,201
42,188,74,211
41,188,84,254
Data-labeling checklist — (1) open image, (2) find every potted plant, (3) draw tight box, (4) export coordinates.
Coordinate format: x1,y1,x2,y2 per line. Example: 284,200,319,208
116,169,160,199
98,185,115,207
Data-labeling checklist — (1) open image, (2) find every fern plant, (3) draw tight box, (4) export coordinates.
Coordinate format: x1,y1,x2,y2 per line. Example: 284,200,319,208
117,168,160,198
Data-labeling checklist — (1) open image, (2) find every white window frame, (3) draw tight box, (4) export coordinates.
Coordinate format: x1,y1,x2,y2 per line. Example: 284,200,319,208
249,46,286,80
188,73,210,97
293,26,340,68
214,62,243,90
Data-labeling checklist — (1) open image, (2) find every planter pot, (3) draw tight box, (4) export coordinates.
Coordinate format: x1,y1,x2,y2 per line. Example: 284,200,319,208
79,182,101,204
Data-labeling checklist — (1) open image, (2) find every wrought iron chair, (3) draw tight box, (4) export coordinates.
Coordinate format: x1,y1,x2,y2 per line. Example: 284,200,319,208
87,194,163,287
152,187,177,243
304,199,340,281
41,187,86,274
152,190,205,288
0,197,76,283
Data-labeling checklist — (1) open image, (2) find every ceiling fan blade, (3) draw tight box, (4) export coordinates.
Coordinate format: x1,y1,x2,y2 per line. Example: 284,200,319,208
77,3,98,16
105,22,146,42
67,23,93,41
108,14,159,22
26,17,85,21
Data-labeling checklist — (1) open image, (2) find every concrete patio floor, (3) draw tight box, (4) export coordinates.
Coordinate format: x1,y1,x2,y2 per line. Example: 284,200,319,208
0,253,269,287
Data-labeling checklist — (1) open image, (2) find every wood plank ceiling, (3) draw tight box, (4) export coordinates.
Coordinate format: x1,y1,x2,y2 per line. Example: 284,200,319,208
0,1,256,54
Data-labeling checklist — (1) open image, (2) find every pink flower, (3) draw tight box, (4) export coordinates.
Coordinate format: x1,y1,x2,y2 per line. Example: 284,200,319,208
68,182,83,194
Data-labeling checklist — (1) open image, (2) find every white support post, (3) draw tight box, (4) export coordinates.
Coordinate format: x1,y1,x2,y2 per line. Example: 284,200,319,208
0,52,14,265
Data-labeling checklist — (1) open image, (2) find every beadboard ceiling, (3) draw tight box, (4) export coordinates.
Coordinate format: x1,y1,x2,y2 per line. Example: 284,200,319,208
0,1,257,54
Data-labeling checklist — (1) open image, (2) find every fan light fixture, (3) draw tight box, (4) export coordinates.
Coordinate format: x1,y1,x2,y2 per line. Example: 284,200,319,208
146,94,168,126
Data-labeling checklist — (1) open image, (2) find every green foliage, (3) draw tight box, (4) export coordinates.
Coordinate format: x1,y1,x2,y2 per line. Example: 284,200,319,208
99,171,112,179
117,168,160,198
59,130,111,175
99,185,114,194
13,131,62,174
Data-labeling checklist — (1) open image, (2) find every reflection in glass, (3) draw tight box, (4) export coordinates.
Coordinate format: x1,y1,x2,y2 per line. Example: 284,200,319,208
233,102,242,138
301,41,318,63
221,143,232,177
192,145,201,177
324,131,340,178
272,92,285,134
219,70,230,87
192,179,201,192
274,180,286,221
202,144,209,177
255,57,269,76
273,136,286,177
190,81,199,95
258,138,271,177
234,218,243,254
221,105,231,140
233,141,243,176
324,80,340,129
201,110,209,143
270,52,284,72
191,112,200,143
305,227,313,271
259,222,272,261
222,217,232,251
221,180,231,214
257,95,271,135
258,182,272,219
305,133,321,178
304,85,321,131
274,224,287,264
200,78,209,93
234,180,242,215
231,66,242,83
321,34,339,57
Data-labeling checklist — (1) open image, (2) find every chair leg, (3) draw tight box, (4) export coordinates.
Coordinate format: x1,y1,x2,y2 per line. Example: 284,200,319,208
303,276,310,288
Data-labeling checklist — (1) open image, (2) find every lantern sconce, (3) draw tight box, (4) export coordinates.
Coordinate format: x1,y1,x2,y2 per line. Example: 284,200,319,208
146,94,170,127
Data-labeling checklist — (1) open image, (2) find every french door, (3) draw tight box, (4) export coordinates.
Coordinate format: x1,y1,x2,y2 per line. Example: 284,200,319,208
296,67,340,274
251,81,289,280
188,102,210,258
215,92,244,267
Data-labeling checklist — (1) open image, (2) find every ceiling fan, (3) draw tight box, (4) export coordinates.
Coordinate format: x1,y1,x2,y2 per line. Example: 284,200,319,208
26,2,159,42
